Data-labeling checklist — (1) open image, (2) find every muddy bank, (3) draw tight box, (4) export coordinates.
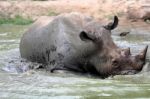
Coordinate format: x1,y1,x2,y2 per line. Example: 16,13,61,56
0,0,149,21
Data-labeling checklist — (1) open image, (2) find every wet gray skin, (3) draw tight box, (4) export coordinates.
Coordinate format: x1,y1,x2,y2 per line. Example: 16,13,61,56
0,20,150,98
20,13,148,78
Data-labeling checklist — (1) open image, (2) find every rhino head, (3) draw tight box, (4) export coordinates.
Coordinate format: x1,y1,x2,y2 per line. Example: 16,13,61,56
79,16,148,78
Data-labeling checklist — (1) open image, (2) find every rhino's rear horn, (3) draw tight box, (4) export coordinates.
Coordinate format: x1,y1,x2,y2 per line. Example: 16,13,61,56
104,16,119,30
124,47,131,56
136,45,148,61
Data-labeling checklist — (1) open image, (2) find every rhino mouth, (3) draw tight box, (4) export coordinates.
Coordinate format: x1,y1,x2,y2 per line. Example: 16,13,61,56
120,70,139,75
113,70,139,75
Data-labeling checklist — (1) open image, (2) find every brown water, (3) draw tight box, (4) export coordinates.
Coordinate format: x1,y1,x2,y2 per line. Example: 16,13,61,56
0,22,150,99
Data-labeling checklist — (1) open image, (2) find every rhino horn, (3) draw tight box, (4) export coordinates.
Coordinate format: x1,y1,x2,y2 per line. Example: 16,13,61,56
104,16,119,30
136,45,148,62
124,47,131,56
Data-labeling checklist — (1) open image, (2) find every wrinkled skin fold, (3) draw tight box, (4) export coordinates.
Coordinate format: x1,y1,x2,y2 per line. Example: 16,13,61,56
20,13,148,78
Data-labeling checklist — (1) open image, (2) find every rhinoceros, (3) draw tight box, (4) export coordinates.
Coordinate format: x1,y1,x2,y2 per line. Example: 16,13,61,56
20,13,148,78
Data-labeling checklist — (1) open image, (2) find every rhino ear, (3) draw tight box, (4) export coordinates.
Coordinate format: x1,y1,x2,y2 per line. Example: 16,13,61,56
104,16,119,30
79,31,94,41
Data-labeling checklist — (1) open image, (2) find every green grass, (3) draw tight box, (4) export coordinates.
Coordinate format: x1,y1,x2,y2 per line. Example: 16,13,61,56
116,11,125,17
0,15,33,25
104,14,114,20
47,9,60,16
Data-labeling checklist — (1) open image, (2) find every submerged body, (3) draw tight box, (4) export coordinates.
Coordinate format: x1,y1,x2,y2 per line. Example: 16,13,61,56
20,13,148,78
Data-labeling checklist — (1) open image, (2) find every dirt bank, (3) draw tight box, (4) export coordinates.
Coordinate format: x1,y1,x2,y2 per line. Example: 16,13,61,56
0,0,149,21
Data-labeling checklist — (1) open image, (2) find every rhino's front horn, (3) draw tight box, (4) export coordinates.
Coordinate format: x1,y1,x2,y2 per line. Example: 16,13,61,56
104,16,119,30
136,45,148,62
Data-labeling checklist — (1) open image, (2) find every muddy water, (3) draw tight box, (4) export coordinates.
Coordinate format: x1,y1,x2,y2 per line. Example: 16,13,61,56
0,23,150,99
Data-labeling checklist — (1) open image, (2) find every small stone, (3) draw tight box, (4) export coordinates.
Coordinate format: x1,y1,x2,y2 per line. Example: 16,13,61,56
119,32,130,36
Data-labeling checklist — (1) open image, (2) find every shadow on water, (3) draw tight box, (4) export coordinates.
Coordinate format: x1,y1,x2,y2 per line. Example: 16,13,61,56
0,22,150,99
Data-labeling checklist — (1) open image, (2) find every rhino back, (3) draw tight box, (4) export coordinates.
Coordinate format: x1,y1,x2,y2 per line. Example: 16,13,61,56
20,13,93,67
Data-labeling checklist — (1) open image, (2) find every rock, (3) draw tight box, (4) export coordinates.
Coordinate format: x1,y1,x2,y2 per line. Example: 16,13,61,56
126,0,150,20
119,31,130,37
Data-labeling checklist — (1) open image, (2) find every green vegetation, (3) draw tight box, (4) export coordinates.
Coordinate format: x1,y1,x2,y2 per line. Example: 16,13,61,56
104,14,114,20
116,11,124,17
47,9,60,16
0,15,33,25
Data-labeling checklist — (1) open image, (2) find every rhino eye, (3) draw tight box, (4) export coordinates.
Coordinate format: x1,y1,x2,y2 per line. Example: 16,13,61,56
79,31,94,41
112,60,119,69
